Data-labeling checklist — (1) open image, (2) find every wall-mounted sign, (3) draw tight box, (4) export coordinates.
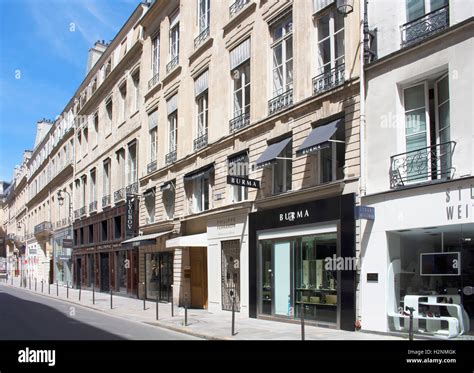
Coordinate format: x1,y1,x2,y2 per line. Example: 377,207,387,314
227,175,260,189
355,206,375,220
63,239,73,249
367,273,378,282
125,195,136,239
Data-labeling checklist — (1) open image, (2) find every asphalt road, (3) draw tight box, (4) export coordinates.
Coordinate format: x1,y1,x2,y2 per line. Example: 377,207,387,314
0,285,199,340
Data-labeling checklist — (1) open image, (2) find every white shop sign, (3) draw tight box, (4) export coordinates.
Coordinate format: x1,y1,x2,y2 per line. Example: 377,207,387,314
208,214,247,239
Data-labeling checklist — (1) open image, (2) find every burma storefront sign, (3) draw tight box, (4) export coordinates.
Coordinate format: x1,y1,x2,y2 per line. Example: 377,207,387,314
226,175,260,189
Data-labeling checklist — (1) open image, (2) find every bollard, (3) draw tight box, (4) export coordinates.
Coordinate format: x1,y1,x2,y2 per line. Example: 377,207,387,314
56,281,59,296
29,277,31,290
92,282,95,305
185,304,188,326
143,283,146,310
35,278,37,291
231,293,236,336
171,296,174,317
48,282,50,295
301,302,305,341
79,284,81,301
41,280,43,293
11,276,13,286
156,295,159,321
67,282,69,299
110,288,113,309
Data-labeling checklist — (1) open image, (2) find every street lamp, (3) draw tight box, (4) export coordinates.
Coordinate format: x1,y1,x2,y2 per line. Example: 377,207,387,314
57,188,73,221
336,0,354,15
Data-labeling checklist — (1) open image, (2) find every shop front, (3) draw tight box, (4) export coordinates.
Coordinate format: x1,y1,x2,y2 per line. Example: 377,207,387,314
53,229,73,286
360,178,474,338
249,194,356,331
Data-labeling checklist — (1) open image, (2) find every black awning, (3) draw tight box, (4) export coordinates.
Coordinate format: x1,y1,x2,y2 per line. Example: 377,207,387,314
160,180,175,191
296,119,342,156
255,137,292,168
183,164,214,181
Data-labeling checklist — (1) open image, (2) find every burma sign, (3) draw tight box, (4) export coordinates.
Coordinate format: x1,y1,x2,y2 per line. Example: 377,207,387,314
227,175,260,189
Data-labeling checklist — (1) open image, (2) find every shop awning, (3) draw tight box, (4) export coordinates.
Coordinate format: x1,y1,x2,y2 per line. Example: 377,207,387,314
183,164,214,182
296,119,343,156
256,137,292,168
166,233,207,248
122,231,172,247
161,180,175,191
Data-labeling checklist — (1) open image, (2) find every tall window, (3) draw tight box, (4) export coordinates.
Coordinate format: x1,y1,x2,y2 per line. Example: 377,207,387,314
116,148,126,189
168,112,177,153
132,71,140,112
197,93,208,137
191,174,210,213
81,176,87,208
272,139,292,194
106,97,113,134
162,181,175,219
228,152,249,202
152,35,160,77
127,142,137,185
317,122,346,183
198,0,210,32
406,0,448,22
119,83,127,123
144,188,156,224
149,109,158,162
90,168,96,203
169,11,180,60
232,62,250,118
93,112,99,147
271,12,293,97
317,9,344,75
103,159,111,197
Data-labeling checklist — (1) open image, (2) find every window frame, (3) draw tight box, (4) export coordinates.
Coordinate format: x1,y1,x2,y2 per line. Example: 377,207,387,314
270,12,293,98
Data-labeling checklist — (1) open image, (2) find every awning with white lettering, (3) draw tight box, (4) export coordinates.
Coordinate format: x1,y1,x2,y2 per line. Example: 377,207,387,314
296,119,343,156
255,137,292,168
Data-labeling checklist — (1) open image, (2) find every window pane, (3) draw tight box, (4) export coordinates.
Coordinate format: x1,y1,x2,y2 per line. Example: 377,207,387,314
406,0,425,22
321,146,333,183
437,75,449,104
273,67,284,95
244,63,251,84
286,60,293,90
318,39,331,68
273,44,283,67
430,0,447,11
318,14,330,41
244,85,251,112
405,108,426,135
285,37,293,60
335,31,344,60
334,11,344,32
406,131,427,152
404,85,425,111
438,103,450,133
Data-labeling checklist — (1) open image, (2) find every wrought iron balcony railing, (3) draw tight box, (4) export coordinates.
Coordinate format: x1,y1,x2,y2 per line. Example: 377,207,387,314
165,150,177,165
166,55,179,74
114,188,125,203
229,112,250,133
390,141,456,189
6,233,15,241
401,5,449,48
89,201,97,213
148,72,160,90
194,27,210,49
34,221,52,234
230,0,250,18
268,89,293,115
74,209,80,220
79,206,87,217
193,131,208,151
126,182,139,195
147,160,157,174
313,63,345,95
102,194,111,208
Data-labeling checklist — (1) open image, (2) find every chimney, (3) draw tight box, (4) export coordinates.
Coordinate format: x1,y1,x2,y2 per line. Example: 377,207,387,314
33,119,53,149
86,40,108,75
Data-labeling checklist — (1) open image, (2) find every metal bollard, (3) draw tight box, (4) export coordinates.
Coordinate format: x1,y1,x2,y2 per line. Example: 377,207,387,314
110,288,113,309
171,295,174,317
231,293,236,336
92,282,95,305
35,278,37,291
41,280,43,293
79,284,81,301
67,282,69,299
143,283,146,310
29,277,31,290
48,282,50,295
11,276,13,285
56,281,59,296
301,302,305,341
185,304,188,326
156,295,159,320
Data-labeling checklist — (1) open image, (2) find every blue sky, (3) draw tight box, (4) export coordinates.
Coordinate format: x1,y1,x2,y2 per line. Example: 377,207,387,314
0,0,139,181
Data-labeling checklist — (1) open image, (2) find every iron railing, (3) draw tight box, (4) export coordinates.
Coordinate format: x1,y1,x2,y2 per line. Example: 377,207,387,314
34,221,52,234
126,182,139,195
165,150,177,165
229,112,250,133
313,63,345,95
102,194,111,208
401,5,449,48
390,141,456,189
79,206,87,217
89,201,97,213
147,160,157,174
6,233,15,241
148,72,160,90
268,89,293,115
230,0,250,18
193,131,208,151
114,188,125,203
74,209,80,220
166,55,179,74
194,27,210,49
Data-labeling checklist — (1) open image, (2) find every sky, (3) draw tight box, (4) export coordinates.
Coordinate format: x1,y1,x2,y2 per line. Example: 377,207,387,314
0,0,140,182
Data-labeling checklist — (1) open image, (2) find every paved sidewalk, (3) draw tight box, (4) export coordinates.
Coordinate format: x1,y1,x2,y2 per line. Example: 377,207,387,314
1,276,403,340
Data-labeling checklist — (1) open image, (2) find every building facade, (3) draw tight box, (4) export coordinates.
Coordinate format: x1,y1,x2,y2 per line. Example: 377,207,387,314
360,0,474,337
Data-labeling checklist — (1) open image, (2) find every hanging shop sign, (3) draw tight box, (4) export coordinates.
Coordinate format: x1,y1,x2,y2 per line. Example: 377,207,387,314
125,195,136,239
355,206,375,220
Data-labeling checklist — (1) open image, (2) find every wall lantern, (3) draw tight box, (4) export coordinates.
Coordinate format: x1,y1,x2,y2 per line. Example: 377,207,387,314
336,0,354,15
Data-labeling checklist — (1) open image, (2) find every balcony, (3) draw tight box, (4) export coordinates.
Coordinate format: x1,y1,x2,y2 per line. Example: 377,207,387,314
79,206,87,217
114,188,126,203
6,233,15,243
193,131,208,151
166,55,179,74
165,150,177,165
230,0,250,18
401,5,449,48
390,141,456,189
102,194,111,208
126,182,139,195
229,112,250,133
313,64,345,95
194,27,210,49
268,89,293,115
74,209,80,220
148,72,160,90
89,201,98,214
34,221,53,240
147,160,157,174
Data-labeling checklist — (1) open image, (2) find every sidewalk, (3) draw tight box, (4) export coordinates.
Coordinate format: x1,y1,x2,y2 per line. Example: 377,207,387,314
1,276,404,340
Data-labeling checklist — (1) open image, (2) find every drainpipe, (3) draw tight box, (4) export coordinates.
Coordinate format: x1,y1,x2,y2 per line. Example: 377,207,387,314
359,0,367,197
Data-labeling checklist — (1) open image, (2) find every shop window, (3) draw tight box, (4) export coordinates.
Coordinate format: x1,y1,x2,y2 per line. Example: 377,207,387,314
114,216,122,240
272,139,292,194
187,172,212,214
316,120,345,184
162,181,175,219
88,225,94,244
101,220,108,242
145,252,173,301
228,152,249,203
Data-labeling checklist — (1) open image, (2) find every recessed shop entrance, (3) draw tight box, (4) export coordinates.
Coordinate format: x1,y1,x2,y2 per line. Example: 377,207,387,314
190,247,208,309
100,253,109,292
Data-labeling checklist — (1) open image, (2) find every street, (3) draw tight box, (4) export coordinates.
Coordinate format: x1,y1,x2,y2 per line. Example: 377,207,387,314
0,285,200,340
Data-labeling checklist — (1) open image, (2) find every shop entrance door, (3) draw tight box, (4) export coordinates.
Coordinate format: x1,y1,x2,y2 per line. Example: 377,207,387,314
274,241,292,317
76,258,82,288
190,247,208,309
221,240,240,311
462,245,474,335
100,253,109,292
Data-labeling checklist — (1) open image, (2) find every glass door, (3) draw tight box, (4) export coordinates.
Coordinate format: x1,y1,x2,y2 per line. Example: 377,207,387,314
274,241,292,317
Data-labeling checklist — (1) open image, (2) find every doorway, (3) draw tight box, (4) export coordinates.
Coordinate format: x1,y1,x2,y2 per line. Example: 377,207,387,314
100,253,110,292
461,244,474,335
145,252,173,301
190,247,208,309
76,257,82,288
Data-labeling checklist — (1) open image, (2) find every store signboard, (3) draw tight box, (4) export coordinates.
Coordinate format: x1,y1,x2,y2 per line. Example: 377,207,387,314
355,206,375,220
125,195,136,239
63,239,73,249
420,252,460,276
226,175,260,189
